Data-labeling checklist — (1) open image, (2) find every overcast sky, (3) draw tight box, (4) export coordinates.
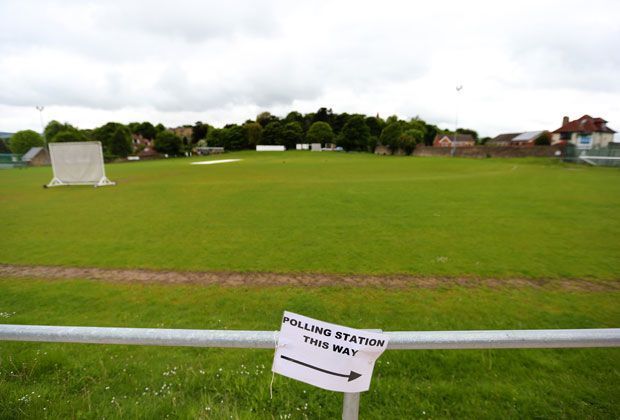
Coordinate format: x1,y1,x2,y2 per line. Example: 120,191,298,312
1,0,619,136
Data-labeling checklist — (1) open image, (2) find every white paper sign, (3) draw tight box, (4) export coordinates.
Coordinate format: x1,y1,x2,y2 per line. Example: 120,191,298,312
272,311,389,392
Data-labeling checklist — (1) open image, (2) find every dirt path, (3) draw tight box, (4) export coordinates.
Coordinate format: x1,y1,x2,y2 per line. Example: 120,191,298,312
0,264,617,291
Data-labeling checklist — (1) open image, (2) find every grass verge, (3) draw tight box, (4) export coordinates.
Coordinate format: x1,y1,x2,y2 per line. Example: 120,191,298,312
0,278,618,418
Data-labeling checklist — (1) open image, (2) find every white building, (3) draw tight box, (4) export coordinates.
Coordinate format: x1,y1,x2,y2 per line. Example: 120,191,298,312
551,115,616,149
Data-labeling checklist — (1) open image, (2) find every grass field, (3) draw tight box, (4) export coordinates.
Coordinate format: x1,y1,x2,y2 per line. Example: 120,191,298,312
0,152,619,418
1,152,619,279
0,278,618,419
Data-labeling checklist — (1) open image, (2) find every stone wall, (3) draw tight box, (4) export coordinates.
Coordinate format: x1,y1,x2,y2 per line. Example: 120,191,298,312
410,145,565,158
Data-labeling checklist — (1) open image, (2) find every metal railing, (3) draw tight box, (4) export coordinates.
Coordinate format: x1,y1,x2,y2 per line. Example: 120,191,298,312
1,324,619,419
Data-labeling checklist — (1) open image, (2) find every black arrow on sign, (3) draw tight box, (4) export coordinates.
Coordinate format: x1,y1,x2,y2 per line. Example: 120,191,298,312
280,355,362,382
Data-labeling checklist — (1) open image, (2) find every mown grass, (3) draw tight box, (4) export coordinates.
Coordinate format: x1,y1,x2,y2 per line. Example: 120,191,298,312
0,278,619,419
1,152,619,279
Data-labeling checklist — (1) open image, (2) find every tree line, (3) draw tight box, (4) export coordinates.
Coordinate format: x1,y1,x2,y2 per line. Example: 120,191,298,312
4,107,482,157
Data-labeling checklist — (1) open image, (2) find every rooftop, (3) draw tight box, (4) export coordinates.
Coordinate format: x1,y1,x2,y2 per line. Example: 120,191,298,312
553,115,616,134
512,131,545,142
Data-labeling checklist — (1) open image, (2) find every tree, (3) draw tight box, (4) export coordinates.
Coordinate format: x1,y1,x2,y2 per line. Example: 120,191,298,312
44,120,80,142
313,107,332,124
9,130,44,154
380,122,403,150
535,132,551,146
331,113,351,135
0,139,10,154
81,129,94,141
44,120,64,142
422,123,439,146
256,112,279,128
302,112,316,131
220,125,246,150
206,128,224,147
261,121,284,145
400,128,424,154
368,136,379,153
365,116,385,138
92,122,131,156
306,122,334,145
456,128,479,141
337,115,370,151
243,122,263,147
154,131,183,155
284,111,304,126
127,122,140,133
281,122,303,149
51,130,88,143
192,121,209,144
108,127,132,157
407,118,427,134
135,122,157,140
386,115,399,125
403,128,424,144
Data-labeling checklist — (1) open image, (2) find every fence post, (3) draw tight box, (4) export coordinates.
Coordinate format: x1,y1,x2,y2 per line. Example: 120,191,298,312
342,392,360,420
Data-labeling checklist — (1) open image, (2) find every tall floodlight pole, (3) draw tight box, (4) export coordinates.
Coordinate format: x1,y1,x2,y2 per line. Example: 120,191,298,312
36,106,46,146
452,85,463,157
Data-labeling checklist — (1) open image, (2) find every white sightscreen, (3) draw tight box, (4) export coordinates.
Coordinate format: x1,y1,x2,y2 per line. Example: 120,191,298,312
49,141,106,184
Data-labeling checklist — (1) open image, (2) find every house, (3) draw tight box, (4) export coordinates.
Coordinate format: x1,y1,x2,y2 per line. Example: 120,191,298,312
551,115,616,149
433,134,475,148
488,133,521,146
170,126,193,140
131,134,154,150
510,131,549,147
487,131,549,147
131,134,158,158
21,147,50,166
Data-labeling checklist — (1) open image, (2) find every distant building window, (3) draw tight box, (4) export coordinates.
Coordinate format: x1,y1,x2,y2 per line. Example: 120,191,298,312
560,132,571,140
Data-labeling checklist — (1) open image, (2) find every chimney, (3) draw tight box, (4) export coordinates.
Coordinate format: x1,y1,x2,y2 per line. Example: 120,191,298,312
562,116,569,126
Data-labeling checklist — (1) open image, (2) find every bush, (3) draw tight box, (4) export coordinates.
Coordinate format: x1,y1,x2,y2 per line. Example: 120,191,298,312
154,131,183,155
306,122,334,146
9,130,44,154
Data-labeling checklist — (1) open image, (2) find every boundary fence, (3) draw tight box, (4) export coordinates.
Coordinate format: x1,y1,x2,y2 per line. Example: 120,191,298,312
1,325,619,419
564,144,620,167
0,153,26,169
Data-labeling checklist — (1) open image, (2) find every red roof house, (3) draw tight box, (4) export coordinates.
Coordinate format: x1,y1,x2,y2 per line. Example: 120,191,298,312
433,134,475,148
552,115,616,149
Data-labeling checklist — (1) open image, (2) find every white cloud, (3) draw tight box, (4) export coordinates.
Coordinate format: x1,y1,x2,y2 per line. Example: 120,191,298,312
1,0,619,136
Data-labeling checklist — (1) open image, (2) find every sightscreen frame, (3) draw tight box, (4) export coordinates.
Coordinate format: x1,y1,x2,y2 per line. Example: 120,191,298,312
46,141,115,188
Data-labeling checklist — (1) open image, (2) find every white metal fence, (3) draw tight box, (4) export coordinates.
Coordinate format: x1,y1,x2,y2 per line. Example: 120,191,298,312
1,324,619,419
